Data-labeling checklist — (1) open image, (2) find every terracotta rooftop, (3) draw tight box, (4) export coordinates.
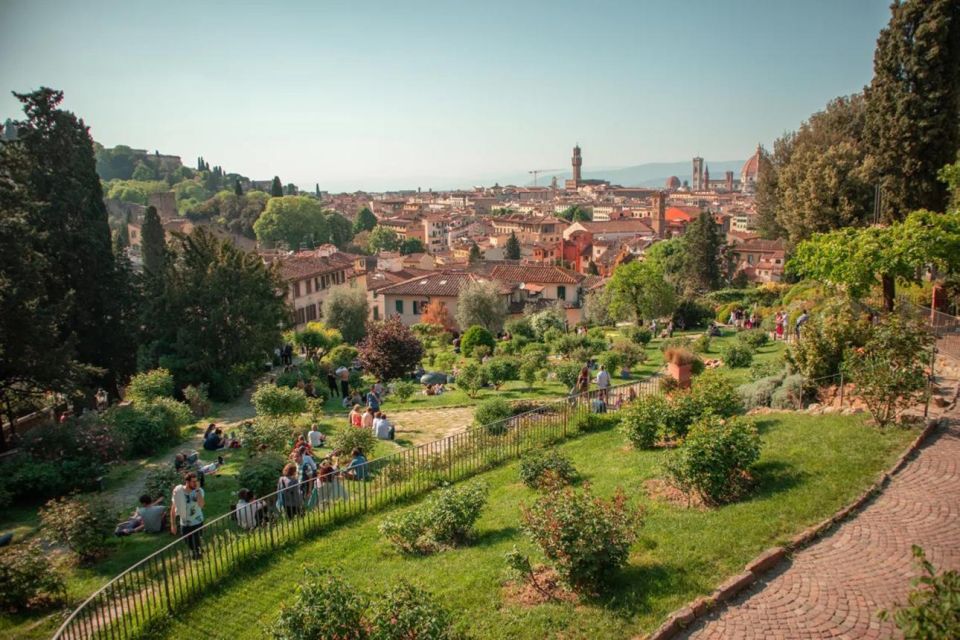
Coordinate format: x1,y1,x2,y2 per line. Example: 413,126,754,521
734,239,786,253
490,264,585,284
273,250,358,281
575,219,654,234
374,270,512,297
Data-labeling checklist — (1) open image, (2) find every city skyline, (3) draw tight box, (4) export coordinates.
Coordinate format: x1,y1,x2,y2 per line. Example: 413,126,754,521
1,0,891,191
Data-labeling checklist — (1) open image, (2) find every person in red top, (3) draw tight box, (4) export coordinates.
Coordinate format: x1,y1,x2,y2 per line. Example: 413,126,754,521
348,404,363,428
290,434,313,458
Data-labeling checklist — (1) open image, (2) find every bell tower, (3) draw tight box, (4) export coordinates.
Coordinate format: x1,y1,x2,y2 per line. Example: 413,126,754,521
571,144,582,186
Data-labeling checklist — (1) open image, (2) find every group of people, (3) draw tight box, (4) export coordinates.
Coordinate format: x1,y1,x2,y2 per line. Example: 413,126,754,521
348,404,395,440
727,308,760,330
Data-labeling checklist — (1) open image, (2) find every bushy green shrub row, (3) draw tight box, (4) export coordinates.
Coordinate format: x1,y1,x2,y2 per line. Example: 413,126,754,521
268,570,459,640
379,482,489,554
519,448,578,488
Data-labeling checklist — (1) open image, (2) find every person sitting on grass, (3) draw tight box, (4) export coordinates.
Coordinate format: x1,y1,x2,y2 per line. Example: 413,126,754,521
344,447,369,481
348,404,363,428
115,495,166,536
203,427,226,451
289,434,314,458
234,488,263,530
307,423,326,449
198,456,224,476
361,406,375,430
373,412,394,441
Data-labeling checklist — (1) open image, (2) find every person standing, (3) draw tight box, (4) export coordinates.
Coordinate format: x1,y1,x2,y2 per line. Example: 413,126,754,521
336,365,350,399
326,366,339,398
170,473,205,559
795,310,809,340
576,365,590,394
595,364,611,402
277,463,304,519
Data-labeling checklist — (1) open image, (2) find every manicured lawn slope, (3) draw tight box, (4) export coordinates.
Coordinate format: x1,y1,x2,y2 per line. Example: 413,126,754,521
151,413,913,640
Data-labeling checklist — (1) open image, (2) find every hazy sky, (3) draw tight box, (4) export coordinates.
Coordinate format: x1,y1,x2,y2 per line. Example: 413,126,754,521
1,0,891,191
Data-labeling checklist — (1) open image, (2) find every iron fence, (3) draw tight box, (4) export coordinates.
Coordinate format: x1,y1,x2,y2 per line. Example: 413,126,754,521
52,376,661,640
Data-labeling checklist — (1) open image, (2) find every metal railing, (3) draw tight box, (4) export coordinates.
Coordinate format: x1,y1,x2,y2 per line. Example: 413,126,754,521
52,377,661,640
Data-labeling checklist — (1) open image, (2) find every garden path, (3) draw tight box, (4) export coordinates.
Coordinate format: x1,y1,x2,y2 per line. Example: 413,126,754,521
679,370,960,640
389,406,476,446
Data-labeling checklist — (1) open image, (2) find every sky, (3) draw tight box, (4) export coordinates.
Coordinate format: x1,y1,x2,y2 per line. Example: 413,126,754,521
1,0,892,192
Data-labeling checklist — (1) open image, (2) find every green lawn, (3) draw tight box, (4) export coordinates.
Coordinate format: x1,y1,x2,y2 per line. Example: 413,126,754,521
144,412,914,640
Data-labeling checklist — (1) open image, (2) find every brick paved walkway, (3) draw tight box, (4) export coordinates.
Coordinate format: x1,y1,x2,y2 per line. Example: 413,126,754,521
681,415,960,639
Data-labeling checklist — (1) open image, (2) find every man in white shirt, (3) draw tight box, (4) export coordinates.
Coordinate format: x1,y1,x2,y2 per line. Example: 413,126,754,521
170,473,205,559
595,364,611,401
336,366,350,398
307,424,326,448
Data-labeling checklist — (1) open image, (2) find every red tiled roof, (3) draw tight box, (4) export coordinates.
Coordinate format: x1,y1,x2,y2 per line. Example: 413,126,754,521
576,219,654,234
273,251,358,281
490,264,585,284
374,270,511,297
665,207,695,223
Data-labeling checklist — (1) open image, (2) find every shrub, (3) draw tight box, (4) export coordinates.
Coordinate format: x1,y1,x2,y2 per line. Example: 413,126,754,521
771,374,805,409
183,384,211,417
574,412,620,433
392,380,417,403
324,344,359,369
0,541,66,610
331,426,377,457
456,361,487,398
252,383,308,418
611,339,646,369
738,374,785,411
551,333,588,357
597,351,623,375
520,360,538,389
379,482,489,554
660,376,680,393
237,452,287,498
474,397,512,433
433,351,457,373
715,301,740,324
842,316,932,427
672,299,713,328
786,301,871,380
104,399,191,456
367,580,458,640
39,496,115,563
692,334,711,354
144,465,183,501
482,356,520,389
555,362,582,391
519,483,642,591
505,317,536,341
688,372,743,418
623,325,652,346
461,325,496,358
738,329,769,349
125,368,175,404
521,342,549,359
620,395,673,448
664,347,697,366
268,569,367,640
529,308,566,339
358,317,425,381
750,357,786,380
660,336,692,352
666,414,761,505
721,343,754,368
879,545,960,640
519,448,578,488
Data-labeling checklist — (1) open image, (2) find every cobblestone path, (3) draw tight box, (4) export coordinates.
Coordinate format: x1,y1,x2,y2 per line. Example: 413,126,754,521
680,413,960,639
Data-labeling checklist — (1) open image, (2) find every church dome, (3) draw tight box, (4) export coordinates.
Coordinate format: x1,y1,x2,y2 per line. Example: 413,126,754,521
741,144,762,180
666,176,681,189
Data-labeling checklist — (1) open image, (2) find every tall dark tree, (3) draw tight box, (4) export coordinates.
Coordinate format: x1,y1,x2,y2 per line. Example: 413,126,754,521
0,155,88,449
865,0,960,220
353,206,377,233
399,237,425,255
140,228,288,399
468,243,482,264
315,183,321,197
681,210,725,294
141,205,167,277
234,178,243,196
5,88,138,399
270,176,284,197
754,143,788,240
505,231,521,260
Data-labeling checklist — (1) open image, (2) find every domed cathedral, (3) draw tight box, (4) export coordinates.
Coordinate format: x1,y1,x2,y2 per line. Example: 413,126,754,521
740,144,763,193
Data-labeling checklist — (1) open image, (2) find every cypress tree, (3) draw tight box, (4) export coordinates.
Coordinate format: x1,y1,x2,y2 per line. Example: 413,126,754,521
234,178,243,196
353,206,378,233
7,88,138,398
505,231,521,260
271,176,284,197
315,183,321,197
469,243,482,264
141,205,167,277
865,0,960,220
681,210,724,294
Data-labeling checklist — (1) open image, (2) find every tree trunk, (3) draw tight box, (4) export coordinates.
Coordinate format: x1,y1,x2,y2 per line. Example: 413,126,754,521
881,274,896,312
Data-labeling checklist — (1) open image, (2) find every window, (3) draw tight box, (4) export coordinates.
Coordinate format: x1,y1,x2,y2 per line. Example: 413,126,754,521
413,301,419,315
305,304,317,322
317,302,323,319
557,285,566,301
373,306,380,320
293,282,301,298
395,300,404,314
305,280,312,294
295,307,306,325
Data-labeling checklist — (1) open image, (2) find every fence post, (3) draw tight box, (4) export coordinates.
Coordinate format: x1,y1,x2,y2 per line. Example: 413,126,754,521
839,371,844,409
160,554,174,615
924,346,936,418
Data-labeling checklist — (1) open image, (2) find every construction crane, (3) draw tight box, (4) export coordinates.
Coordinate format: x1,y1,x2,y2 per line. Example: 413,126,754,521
528,168,561,186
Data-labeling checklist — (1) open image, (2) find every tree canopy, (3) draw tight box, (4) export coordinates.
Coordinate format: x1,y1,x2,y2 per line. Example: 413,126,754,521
607,260,677,323
253,196,352,250
505,232,521,260
367,225,400,253
322,287,369,343
353,206,377,233
455,280,508,333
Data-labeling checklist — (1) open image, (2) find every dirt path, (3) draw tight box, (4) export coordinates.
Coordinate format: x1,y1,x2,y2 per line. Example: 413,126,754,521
679,370,960,640
389,406,475,446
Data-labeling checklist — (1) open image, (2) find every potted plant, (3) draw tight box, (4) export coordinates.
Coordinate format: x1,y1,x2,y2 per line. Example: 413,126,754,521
664,347,697,389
